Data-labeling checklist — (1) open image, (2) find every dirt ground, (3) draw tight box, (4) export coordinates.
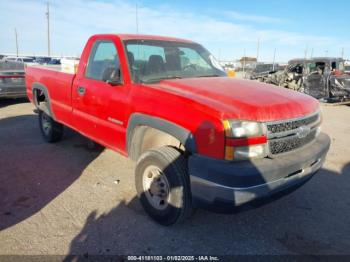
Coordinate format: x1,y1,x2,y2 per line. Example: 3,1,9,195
0,98,349,256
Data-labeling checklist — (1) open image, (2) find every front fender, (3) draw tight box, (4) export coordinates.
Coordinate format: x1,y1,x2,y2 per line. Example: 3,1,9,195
126,113,197,159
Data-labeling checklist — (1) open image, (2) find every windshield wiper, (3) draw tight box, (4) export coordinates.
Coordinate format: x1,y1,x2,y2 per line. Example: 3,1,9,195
143,75,183,83
197,74,220,78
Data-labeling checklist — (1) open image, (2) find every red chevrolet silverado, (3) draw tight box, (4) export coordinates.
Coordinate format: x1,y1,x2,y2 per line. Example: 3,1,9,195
26,34,330,225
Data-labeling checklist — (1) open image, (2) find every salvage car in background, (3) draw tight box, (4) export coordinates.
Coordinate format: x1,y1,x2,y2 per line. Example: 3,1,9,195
4,56,36,64
249,63,283,82
34,56,52,64
0,60,26,99
261,57,350,102
345,60,350,74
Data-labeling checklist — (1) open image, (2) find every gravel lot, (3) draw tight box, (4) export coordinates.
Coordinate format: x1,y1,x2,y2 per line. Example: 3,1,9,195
0,98,349,256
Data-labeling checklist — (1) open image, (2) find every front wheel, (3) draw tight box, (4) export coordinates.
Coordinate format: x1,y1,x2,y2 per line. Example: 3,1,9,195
135,146,192,225
38,111,63,143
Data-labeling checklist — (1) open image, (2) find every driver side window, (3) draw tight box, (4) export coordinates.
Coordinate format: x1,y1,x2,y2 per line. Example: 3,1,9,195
86,40,121,83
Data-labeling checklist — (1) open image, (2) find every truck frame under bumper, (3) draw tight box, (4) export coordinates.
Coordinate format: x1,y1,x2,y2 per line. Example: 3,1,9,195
189,133,330,212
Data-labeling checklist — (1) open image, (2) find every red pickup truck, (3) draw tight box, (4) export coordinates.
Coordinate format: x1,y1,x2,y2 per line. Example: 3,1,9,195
26,34,330,225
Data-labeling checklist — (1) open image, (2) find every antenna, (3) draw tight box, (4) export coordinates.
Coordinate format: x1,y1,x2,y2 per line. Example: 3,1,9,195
46,2,51,56
135,3,139,34
15,28,19,57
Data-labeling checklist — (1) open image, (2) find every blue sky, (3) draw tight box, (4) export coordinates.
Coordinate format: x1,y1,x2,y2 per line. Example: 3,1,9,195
0,0,349,62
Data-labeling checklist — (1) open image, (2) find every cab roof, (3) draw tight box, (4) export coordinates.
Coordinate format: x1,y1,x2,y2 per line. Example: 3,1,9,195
93,34,195,43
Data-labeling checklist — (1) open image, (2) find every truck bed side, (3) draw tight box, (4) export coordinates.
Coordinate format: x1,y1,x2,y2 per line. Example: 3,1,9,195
26,65,76,127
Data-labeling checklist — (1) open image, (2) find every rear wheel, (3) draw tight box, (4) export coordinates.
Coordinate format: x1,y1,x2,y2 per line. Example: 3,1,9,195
38,111,63,143
135,146,192,225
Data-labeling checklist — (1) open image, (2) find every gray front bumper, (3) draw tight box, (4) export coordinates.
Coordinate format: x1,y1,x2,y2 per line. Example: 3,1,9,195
189,133,330,210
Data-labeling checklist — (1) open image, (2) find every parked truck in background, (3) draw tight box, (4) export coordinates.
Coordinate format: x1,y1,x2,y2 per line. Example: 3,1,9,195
25,34,330,225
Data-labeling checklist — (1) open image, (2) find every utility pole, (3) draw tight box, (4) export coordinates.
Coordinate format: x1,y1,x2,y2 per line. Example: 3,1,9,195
243,48,246,77
256,37,260,63
46,2,51,56
272,48,276,71
14,28,19,57
304,45,308,60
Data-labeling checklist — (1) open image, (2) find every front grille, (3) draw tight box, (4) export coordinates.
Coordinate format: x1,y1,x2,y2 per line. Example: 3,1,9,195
266,112,320,156
269,129,317,155
267,114,319,134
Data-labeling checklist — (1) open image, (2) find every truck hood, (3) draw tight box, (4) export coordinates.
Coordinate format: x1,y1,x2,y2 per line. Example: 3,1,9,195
146,77,319,122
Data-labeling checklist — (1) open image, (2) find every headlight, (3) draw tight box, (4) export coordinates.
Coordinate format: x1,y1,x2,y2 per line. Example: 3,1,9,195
223,120,267,160
226,121,265,138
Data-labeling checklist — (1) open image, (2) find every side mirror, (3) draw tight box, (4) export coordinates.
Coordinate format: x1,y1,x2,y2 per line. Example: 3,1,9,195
102,67,122,86
106,79,122,86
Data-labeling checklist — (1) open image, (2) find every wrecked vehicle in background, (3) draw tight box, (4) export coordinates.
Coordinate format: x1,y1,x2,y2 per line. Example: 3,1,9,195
262,58,350,102
345,60,350,74
249,63,284,81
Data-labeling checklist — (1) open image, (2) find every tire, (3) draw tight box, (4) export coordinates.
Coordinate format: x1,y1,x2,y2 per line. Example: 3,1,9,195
38,110,63,143
135,146,192,225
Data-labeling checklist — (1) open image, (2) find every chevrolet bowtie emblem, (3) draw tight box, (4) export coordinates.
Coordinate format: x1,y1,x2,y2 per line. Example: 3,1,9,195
296,125,311,139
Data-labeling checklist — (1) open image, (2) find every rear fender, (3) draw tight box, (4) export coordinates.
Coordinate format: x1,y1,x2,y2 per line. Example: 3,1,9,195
32,82,56,120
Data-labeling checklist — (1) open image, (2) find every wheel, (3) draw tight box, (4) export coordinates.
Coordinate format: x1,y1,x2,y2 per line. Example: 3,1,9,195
135,146,192,225
38,110,63,143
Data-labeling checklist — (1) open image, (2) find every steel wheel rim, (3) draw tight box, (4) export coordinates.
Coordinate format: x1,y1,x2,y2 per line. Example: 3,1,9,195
41,113,52,135
142,165,170,210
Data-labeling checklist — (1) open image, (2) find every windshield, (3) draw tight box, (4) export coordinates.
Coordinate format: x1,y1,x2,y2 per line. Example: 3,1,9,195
124,39,226,83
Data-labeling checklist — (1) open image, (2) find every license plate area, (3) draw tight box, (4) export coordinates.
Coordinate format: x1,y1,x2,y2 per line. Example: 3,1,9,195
9,77,24,83
2,77,24,84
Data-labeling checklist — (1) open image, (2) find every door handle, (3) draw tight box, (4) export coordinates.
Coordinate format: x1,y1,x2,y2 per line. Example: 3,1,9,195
77,86,86,96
